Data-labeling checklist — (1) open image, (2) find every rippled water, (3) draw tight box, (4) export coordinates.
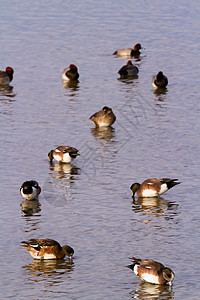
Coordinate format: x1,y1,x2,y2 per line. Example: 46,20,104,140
0,1,200,299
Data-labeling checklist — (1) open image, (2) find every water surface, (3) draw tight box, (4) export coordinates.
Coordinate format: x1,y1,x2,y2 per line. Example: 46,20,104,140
0,1,200,299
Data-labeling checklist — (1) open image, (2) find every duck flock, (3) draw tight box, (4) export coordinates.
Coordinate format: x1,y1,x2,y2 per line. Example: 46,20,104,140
1,42,180,286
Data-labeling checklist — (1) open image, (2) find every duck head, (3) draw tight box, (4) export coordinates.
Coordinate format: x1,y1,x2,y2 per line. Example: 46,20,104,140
130,182,141,195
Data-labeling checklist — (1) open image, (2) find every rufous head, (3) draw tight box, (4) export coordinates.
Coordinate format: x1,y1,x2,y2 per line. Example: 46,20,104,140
133,43,142,51
69,64,78,71
127,60,133,66
6,66,14,75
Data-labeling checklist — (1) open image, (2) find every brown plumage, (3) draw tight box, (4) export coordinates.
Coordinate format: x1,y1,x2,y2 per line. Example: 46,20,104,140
0,66,14,85
130,178,181,197
48,146,79,163
20,238,74,260
89,106,116,127
62,64,79,81
113,43,142,57
152,71,168,88
20,180,41,200
127,257,175,285
118,60,139,78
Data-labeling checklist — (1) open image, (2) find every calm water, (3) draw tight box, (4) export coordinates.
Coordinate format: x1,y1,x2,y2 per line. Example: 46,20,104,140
0,0,200,299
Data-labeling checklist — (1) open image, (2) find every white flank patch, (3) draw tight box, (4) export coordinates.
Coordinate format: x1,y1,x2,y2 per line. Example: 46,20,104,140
62,76,70,82
116,48,132,57
141,273,160,284
53,153,62,162
43,253,57,259
152,83,157,88
159,183,168,195
142,189,158,197
152,76,157,88
62,152,73,163
30,251,56,260
133,264,139,275
30,251,40,259
98,121,110,127
54,152,72,163
62,68,70,81
21,187,38,200
152,82,157,88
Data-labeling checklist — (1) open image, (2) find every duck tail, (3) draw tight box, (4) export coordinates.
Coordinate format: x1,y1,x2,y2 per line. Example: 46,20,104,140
162,178,181,190
126,264,135,270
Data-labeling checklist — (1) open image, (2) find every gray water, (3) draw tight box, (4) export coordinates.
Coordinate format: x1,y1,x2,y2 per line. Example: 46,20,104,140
0,1,200,299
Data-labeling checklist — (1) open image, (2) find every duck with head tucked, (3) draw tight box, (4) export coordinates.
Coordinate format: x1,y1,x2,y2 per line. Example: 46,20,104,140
113,43,142,57
20,180,41,200
127,257,175,285
130,178,181,198
118,60,139,78
89,106,116,128
152,71,168,88
0,66,14,85
62,64,79,81
20,238,74,260
48,146,79,163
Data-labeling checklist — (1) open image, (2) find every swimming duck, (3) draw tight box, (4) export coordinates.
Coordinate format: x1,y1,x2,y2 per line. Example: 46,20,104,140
0,66,14,85
127,257,175,285
20,238,74,260
130,178,181,197
89,106,116,127
118,60,139,78
62,64,79,81
152,71,168,88
113,43,142,57
48,146,79,163
20,180,41,200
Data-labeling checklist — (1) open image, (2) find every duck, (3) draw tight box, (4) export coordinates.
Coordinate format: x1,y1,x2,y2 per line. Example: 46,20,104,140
20,238,74,260
118,60,139,78
48,146,79,163
20,180,41,200
113,43,142,57
130,178,181,197
89,106,116,128
127,257,175,285
152,71,168,88
62,64,79,81
0,66,14,85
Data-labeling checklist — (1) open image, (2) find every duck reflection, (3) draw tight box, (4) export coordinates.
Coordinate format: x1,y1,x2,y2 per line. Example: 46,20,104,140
130,282,174,299
134,56,142,63
153,87,168,103
49,161,80,179
45,162,80,206
62,80,79,94
22,259,74,284
21,199,41,216
118,76,138,85
153,87,168,95
132,196,178,220
0,84,16,98
90,126,116,142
